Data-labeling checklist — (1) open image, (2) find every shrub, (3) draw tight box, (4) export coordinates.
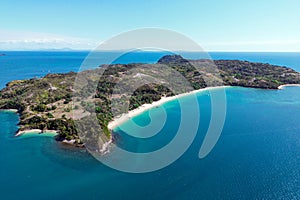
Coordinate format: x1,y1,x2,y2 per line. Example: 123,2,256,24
46,112,54,118
33,104,47,112
64,107,71,112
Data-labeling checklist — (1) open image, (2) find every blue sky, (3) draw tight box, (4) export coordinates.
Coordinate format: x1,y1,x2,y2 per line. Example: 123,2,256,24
1,0,300,51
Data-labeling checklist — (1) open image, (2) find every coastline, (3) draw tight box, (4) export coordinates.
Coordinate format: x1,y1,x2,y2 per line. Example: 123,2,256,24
7,83,298,148
15,129,58,137
0,109,18,113
9,84,296,142
278,84,300,90
108,86,229,130
0,110,59,138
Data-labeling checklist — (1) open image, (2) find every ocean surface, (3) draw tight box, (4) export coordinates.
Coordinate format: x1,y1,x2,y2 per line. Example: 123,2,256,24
0,51,299,199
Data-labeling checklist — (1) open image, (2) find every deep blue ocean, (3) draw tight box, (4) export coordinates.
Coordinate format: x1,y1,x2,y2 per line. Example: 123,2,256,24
0,51,299,199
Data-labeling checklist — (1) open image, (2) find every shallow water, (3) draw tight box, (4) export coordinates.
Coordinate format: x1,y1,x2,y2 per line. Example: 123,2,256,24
0,86,299,199
0,52,299,199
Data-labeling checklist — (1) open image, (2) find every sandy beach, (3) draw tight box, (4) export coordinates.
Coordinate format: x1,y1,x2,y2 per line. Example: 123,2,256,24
0,109,18,113
15,129,58,137
108,86,229,130
278,84,300,90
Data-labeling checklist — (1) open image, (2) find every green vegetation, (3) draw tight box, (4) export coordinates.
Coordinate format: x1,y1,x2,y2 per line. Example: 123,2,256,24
215,60,300,88
46,112,54,118
1,55,299,147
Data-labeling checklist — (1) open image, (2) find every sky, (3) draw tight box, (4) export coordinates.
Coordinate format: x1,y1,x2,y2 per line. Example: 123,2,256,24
1,0,300,51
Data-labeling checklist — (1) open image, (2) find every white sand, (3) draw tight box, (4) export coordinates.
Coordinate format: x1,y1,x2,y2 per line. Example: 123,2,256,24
108,86,229,130
278,84,300,90
0,109,18,112
15,129,58,137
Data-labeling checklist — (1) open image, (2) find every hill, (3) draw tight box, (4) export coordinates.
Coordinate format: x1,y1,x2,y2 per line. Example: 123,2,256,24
1,55,299,148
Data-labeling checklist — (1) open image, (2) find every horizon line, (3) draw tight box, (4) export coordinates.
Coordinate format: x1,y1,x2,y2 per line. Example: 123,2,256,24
1,49,300,53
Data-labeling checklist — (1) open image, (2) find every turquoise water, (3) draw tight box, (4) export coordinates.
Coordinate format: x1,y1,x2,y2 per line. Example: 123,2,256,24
0,52,300,199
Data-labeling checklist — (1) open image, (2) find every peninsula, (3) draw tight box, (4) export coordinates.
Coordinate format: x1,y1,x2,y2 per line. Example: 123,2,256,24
1,55,299,148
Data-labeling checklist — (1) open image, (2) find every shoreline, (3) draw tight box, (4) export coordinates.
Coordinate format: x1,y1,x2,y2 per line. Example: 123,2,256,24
108,86,229,130
15,129,58,137
278,84,300,90
0,109,18,113
9,84,298,148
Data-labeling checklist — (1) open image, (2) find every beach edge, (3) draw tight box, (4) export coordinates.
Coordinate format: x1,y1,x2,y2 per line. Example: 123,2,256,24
107,86,230,130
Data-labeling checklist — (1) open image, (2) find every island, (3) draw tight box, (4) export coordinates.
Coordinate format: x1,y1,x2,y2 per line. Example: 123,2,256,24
1,55,299,149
